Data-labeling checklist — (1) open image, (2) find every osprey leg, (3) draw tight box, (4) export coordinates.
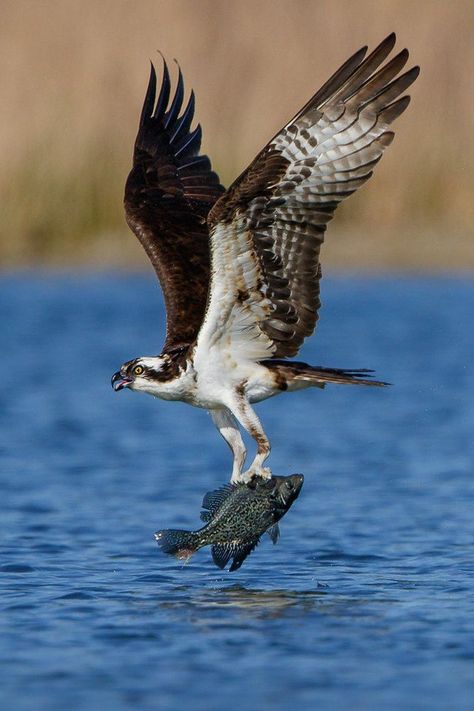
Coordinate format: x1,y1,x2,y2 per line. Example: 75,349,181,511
210,408,247,483
226,392,271,482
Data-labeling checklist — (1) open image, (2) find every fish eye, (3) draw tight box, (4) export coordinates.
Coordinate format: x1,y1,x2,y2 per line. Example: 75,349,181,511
133,365,144,376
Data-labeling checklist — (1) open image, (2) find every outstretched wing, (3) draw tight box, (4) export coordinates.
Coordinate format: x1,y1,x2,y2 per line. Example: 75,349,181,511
196,34,419,360
124,61,225,352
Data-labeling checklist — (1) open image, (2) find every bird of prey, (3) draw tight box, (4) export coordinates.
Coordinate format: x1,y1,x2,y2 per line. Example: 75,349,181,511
112,34,419,483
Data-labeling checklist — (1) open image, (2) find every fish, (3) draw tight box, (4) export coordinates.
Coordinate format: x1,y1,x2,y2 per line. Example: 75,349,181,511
154,474,304,571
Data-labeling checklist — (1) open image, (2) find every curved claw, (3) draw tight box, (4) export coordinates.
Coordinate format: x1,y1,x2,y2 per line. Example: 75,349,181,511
239,467,272,484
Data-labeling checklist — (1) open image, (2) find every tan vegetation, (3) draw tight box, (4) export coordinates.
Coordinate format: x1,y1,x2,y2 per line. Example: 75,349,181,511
1,0,473,270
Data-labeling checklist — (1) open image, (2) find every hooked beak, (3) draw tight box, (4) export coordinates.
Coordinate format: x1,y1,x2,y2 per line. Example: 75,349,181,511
111,371,133,392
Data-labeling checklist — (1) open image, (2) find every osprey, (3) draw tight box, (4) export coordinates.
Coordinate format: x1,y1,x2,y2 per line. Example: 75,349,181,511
112,34,418,483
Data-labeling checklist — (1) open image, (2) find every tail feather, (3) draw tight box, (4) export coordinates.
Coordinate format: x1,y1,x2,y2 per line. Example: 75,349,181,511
154,529,199,561
262,360,389,388
301,364,389,387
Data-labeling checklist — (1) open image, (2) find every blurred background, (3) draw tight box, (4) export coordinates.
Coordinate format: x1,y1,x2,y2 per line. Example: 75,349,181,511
1,0,473,270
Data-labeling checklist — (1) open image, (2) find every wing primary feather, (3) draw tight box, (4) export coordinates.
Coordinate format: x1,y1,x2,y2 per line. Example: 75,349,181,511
339,48,409,106
169,91,195,145
323,35,398,108
153,58,171,120
287,45,368,127
164,64,184,129
377,95,411,124
139,62,157,127
174,124,202,158
307,44,368,107
360,66,420,111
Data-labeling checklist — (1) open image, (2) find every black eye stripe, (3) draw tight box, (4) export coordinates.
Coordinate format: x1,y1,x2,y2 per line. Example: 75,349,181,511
121,352,186,383
150,360,179,382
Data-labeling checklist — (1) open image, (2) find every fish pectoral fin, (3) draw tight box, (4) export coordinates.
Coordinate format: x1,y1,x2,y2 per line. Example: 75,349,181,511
266,523,280,545
229,540,260,572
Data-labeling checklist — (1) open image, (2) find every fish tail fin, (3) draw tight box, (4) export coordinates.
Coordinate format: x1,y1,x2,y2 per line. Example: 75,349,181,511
154,529,199,562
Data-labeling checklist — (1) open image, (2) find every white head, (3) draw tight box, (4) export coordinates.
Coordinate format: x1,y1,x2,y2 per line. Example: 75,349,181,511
111,355,179,398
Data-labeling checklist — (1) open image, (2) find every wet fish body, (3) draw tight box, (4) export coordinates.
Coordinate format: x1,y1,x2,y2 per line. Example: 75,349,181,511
155,474,304,571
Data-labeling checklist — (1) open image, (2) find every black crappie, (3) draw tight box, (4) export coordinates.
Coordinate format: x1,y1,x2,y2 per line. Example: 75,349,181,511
155,474,304,571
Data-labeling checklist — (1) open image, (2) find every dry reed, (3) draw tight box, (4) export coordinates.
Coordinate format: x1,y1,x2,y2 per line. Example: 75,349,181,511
1,0,473,270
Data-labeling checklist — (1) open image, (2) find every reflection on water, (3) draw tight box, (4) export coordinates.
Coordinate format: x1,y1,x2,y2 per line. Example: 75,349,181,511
157,583,404,628
162,584,327,618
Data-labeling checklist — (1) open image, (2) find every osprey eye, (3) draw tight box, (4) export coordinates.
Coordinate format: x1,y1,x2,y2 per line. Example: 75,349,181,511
133,365,144,376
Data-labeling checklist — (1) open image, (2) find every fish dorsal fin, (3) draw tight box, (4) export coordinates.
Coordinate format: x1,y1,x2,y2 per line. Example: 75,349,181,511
201,483,236,519
229,540,259,572
211,543,236,569
266,523,280,545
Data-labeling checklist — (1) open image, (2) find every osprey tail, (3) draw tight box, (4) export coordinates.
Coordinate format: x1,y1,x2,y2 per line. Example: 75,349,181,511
262,360,389,389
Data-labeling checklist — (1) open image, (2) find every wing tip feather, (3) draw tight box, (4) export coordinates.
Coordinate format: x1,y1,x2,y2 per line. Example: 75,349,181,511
139,61,157,127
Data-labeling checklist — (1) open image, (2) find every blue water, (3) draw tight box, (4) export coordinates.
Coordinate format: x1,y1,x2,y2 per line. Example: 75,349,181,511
1,273,473,710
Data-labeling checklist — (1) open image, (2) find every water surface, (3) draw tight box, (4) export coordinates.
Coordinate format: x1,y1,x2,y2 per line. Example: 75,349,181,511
1,274,473,710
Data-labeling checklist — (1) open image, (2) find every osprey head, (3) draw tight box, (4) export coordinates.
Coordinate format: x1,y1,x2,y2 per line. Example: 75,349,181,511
111,356,175,394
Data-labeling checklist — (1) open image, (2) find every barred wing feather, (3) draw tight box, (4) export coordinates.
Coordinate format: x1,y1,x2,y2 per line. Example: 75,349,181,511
197,34,419,360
